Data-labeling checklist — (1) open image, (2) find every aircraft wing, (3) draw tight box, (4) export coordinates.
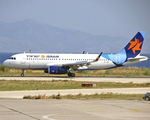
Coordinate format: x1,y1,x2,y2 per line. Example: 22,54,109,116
62,52,103,67
46,52,102,69
62,61,89,67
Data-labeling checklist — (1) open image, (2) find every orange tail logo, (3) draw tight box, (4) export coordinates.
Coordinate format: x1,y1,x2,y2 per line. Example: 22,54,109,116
128,37,142,54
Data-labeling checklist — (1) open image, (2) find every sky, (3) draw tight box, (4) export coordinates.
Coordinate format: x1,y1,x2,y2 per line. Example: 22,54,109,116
0,0,150,39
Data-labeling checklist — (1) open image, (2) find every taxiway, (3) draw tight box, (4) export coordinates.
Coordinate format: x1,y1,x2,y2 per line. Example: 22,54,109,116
0,76,150,83
0,99,149,120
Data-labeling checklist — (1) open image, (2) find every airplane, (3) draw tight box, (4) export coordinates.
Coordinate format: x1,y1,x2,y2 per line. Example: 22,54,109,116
3,31,148,77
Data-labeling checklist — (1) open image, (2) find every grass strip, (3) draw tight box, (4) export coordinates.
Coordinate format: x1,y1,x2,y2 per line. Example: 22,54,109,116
0,66,150,77
23,93,144,100
0,80,150,91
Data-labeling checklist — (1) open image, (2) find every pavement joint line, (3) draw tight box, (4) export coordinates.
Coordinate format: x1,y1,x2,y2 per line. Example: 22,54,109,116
0,104,40,120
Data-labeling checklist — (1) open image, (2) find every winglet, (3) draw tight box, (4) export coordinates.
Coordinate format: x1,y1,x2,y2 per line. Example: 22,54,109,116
81,51,85,54
96,52,103,61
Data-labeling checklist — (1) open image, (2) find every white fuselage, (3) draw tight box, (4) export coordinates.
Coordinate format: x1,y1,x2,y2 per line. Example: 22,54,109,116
3,53,117,70
3,53,147,71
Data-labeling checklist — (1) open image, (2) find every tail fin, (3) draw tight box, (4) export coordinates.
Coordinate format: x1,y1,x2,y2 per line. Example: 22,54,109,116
101,31,146,66
124,31,145,58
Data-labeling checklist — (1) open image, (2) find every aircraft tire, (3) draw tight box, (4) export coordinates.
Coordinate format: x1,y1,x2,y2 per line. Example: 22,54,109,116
68,73,75,77
67,73,71,77
21,73,24,77
72,73,75,77
145,97,150,101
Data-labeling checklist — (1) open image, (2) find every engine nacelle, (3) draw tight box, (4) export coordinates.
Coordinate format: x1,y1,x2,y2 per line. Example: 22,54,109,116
48,66,67,74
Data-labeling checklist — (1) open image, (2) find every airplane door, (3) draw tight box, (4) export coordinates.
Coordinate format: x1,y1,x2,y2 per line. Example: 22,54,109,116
21,57,30,68
21,57,26,65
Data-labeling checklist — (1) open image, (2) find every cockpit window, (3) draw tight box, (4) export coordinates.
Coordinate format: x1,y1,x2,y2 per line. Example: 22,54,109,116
9,57,16,60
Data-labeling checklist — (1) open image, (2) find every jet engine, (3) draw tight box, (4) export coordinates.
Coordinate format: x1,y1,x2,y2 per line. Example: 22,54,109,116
48,66,68,74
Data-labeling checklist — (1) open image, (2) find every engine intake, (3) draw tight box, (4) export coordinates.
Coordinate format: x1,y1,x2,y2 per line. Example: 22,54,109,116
48,66,67,74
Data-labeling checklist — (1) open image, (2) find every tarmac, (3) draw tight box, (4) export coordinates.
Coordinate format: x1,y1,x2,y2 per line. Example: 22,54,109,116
0,76,150,83
0,77,150,120
0,99,150,120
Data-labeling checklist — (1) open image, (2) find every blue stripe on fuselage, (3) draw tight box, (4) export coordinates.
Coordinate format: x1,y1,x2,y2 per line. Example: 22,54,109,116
102,49,127,65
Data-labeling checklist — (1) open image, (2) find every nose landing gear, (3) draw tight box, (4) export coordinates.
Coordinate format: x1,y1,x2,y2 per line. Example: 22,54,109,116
21,69,24,77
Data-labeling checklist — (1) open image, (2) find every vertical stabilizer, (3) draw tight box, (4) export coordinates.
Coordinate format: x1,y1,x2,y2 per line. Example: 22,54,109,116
124,31,145,58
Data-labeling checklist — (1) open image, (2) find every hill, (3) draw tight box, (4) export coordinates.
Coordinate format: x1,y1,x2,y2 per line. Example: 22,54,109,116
0,19,149,53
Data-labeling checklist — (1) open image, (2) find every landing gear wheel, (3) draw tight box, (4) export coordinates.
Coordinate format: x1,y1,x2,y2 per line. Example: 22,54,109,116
21,69,24,77
72,73,75,77
21,73,24,77
67,73,71,77
145,97,150,101
67,73,76,77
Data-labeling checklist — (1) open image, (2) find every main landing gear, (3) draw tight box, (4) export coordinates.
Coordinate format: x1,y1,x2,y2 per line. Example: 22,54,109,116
67,68,76,77
21,69,24,77
67,72,75,77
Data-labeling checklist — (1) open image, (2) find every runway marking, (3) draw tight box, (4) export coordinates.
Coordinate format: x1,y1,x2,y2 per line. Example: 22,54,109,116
126,108,147,113
42,114,56,120
42,112,100,120
81,104,110,111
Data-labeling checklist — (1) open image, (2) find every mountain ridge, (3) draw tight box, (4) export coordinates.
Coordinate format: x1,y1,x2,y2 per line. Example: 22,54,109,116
0,19,149,53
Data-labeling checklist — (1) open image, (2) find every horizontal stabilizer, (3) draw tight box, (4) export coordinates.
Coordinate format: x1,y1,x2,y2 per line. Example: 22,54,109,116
128,56,148,62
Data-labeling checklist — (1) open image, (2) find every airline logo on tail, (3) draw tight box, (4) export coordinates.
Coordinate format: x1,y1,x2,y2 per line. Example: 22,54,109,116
127,37,142,54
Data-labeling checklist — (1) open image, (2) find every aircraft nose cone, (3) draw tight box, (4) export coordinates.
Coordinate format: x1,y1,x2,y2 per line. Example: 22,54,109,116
3,60,6,66
3,60,9,67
